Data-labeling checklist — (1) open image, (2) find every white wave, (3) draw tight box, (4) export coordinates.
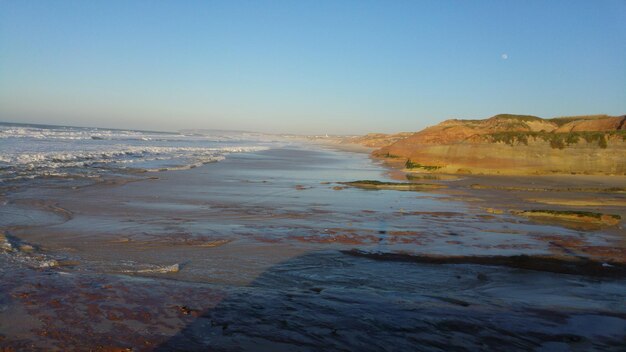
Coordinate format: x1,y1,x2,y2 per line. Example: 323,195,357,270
0,123,273,181
0,145,268,167
143,156,226,172
0,125,172,141
0,234,64,269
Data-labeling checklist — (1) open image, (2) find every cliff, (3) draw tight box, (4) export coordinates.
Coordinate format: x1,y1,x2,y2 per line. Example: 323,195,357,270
372,114,626,175
342,132,414,148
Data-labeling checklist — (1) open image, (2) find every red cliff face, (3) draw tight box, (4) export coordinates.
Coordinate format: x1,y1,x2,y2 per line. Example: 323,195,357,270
555,116,626,132
372,114,626,175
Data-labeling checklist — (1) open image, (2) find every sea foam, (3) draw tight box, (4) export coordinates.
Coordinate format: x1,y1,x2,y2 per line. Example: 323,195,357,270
0,123,272,182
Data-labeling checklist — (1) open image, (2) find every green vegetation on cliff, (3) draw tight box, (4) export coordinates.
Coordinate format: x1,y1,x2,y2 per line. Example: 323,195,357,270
487,130,624,149
490,114,543,122
372,113,625,176
549,114,612,127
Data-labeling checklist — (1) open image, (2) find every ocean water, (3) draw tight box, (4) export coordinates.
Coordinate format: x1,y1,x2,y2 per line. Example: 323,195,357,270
0,122,275,182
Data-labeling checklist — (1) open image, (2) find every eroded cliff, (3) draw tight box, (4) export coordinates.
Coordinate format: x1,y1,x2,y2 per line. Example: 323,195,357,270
372,114,626,175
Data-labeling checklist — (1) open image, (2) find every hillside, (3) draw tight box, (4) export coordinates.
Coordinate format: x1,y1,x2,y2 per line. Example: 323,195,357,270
341,132,414,148
372,114,626,175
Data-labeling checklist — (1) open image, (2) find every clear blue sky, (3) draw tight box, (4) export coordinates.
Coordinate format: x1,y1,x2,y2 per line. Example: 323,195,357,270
1,0,625,134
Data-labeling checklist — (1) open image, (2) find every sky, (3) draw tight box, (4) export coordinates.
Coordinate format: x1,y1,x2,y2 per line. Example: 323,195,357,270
1,0,625,134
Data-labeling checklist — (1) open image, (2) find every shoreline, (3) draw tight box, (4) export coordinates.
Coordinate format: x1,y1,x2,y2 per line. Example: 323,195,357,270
314,136,626,228
301,137,626,232
1,143,625,350
387,170,626,233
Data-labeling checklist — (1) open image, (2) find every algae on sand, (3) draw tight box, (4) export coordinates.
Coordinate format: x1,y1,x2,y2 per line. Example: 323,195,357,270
513,209,621,226
340,180,446,191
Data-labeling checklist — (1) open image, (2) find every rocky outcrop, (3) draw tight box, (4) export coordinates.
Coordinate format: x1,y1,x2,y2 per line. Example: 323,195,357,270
373,114,626,175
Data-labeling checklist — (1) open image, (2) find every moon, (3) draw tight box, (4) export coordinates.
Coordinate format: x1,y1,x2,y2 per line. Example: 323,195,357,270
501,53,508,60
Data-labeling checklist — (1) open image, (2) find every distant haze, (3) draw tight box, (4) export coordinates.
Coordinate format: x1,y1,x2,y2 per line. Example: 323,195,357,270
1,1,625,134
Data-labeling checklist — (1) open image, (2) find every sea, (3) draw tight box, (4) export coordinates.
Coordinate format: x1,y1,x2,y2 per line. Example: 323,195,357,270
0,122,275,183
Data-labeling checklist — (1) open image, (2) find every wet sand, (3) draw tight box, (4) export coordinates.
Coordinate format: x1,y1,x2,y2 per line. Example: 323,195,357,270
1,144,625,351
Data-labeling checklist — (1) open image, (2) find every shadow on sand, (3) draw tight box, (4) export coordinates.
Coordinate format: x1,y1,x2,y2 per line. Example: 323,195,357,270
155,250,626,352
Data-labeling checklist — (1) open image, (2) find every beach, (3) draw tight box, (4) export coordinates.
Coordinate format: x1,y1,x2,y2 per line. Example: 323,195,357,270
1,138,625,351
2,1,625,350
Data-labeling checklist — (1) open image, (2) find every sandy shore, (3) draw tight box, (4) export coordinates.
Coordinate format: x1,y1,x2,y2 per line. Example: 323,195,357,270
1,144,625,351
393,172,626,233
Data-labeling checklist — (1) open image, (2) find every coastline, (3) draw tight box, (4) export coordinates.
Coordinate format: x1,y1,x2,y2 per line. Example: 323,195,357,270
1,143,625,350
386,168,626,232
3,1,625,349
370,114,626,176
313,136,626,233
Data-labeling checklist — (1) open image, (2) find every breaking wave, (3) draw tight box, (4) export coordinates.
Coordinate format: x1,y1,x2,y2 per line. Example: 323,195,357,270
0,123,272,182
